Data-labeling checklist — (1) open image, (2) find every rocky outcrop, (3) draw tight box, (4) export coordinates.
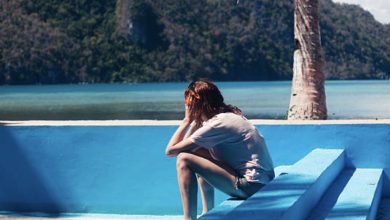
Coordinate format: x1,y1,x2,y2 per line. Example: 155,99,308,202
116,0,131,38
115,0,164,49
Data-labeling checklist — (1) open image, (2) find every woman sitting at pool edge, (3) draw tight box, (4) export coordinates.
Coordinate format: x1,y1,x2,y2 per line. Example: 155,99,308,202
165,80,275,220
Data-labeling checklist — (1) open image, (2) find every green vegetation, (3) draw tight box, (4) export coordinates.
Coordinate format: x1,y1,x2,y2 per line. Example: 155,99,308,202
0,0,389,84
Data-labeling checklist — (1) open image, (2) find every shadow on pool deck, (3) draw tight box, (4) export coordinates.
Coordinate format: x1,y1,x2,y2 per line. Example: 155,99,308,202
0,127,65,216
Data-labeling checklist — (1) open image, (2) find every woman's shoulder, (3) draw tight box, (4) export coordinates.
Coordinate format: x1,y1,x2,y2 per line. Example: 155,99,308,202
210,112,250,127
216,112,246,120
203,112,247,127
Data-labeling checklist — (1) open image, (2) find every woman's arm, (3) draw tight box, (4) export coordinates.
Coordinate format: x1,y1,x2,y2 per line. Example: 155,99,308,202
165,137,198,157
165,107,200,157
185,122,201,138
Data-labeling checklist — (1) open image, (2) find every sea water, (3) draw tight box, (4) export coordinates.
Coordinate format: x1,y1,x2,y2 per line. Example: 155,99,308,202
0,80,389,120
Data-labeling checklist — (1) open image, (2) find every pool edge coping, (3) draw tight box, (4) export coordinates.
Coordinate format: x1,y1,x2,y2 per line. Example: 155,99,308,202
1,119,390,126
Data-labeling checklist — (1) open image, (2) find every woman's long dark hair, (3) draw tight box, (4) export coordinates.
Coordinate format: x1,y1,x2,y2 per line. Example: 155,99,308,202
184,80,242,124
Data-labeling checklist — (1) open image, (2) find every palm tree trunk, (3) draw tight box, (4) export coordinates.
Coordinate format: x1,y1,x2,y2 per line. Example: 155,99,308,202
288,0,327,120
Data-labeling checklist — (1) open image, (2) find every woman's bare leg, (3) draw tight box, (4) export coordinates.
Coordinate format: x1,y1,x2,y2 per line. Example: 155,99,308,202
192,148,215,214
176,152,246,219
177,155,198,220
197,175,214,215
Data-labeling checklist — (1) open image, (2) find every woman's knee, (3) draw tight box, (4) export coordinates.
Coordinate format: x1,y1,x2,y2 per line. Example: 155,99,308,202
176,152,193,170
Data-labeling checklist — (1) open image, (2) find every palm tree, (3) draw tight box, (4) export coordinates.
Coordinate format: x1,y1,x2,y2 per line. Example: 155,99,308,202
288,0,327,120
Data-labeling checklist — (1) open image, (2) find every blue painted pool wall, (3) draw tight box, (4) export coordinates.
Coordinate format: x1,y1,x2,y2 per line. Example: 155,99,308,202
0,123,389,215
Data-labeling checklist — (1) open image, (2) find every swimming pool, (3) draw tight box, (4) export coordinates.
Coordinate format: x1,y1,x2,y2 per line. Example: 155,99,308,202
0,120,389,216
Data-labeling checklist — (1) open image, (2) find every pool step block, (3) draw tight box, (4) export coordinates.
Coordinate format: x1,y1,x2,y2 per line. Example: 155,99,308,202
323,168,383,220
198,198,245,220
201,148,346,220
307,169,355,220
199,165,291,220
376,198,390,220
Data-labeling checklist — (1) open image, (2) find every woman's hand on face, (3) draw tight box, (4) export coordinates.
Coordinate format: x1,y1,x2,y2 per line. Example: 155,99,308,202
183,105,193,124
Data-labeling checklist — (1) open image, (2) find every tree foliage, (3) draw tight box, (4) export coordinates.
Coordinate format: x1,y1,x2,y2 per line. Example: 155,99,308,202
0,0,389,84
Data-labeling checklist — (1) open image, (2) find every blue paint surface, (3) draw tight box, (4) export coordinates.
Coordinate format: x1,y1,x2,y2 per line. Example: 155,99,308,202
219,149,345,220
307,169,356,219
325,169,383,220
307,169,383,220
0,123,389,215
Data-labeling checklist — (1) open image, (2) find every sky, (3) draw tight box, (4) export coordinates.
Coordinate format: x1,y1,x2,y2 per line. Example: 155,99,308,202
333,0,390,24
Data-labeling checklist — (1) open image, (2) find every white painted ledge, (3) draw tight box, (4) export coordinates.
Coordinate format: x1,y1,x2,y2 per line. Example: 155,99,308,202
0,214,183,220
1,119,390,126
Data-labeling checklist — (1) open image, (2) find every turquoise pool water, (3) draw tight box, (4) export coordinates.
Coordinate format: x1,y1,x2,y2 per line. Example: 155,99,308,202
0,80,389,120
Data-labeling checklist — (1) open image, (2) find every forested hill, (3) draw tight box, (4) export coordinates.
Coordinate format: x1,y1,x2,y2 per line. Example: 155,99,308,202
0,0,389,85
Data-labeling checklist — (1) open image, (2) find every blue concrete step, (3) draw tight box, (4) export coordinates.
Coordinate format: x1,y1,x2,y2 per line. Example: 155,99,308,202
200,148,345,220
325,169,383,220
199,165,293,219
307,168,383,220
198,165,292,220
198,198,245,220
306,169,355,220
377,198,390,220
